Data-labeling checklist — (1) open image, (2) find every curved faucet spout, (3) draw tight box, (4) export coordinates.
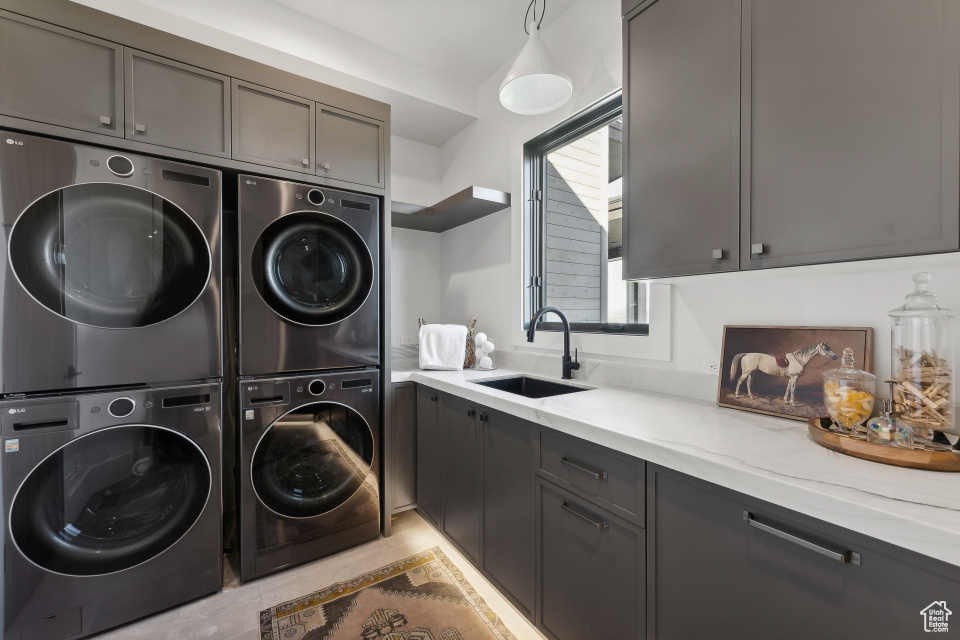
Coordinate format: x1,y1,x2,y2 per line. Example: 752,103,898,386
527,306,580,379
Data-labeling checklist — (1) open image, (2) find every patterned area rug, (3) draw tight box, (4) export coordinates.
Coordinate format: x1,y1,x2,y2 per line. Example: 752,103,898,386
259,547,518,640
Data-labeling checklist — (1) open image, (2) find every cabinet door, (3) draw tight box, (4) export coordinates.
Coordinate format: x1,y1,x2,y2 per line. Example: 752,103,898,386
232,79,315,173
483,410,536,619
622,0,740,278
415,386,442,527
125,49,230,157
317,105,385,188
650,465,960,639
741,0,960,269
538,480,645,640
391,382,417,513
0,11,122,137
441,394,482,564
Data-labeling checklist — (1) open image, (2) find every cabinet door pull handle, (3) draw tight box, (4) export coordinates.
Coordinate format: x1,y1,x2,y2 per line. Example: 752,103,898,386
712,249,724,260
322,162,331,171
467,409,475,417
561,456,608,481
302,158,310,166
99,116,111,125
743,511,860,565
751,243,765,255
135,123,146,133
561,501,608,530
430,395,438,402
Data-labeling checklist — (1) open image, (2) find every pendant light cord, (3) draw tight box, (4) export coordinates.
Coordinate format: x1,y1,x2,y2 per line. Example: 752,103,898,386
524,0,546,34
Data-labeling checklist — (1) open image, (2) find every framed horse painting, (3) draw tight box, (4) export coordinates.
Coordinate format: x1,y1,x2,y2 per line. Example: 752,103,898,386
718,325,874,420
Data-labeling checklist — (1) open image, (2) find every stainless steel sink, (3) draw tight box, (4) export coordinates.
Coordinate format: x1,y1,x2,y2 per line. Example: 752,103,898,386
471,376,592,399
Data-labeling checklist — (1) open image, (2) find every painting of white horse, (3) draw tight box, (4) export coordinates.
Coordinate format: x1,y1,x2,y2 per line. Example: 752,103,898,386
730,342,838,405
717,326,873,420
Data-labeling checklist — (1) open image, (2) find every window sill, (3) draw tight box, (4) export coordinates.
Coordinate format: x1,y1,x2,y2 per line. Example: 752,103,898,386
512,283,672,362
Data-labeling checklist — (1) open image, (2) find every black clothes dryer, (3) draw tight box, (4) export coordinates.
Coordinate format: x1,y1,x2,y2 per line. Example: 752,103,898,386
0,130,222,395
1,382,222,640
237,369,379,581
238,175,379,376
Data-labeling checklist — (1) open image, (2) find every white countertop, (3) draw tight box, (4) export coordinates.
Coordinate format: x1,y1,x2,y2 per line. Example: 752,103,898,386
393,365,960,569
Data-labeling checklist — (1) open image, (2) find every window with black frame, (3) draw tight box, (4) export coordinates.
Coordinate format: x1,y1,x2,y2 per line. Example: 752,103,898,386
524,91,648,335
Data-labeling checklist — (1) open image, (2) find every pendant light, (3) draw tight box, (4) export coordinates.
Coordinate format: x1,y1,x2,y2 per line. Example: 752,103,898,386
499,0,572,115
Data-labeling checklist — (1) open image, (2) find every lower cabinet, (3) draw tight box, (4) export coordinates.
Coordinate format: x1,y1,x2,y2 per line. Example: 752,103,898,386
440,394,482,563
483,409,537,618
390,382,417,513
649,464,960,640
415,386,442,527
538,479,645,640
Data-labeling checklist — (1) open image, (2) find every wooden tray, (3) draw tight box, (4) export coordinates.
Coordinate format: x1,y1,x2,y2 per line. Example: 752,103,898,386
807,417,960,472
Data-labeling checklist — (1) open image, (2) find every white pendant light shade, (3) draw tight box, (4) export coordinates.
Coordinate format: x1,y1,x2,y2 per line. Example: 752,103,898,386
499,27,572,115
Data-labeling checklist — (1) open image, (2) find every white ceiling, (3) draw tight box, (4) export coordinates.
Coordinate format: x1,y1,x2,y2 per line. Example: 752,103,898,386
272,0,579,90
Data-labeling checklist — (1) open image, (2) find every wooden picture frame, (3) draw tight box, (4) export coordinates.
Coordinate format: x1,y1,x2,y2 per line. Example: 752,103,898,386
717,325,874,421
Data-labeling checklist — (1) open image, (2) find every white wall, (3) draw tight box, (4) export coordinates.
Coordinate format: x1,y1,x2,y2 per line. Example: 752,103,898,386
390,228,442,346
391,135,443,206
428,0,624,347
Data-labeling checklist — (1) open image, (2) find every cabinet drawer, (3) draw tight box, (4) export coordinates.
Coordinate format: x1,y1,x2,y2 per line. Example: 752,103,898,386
540,430,644,525
538,479,645,640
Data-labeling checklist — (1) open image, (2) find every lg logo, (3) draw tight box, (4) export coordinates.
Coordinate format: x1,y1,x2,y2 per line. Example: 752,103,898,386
245,179,256,185
5,139,23,146
7,408,24,414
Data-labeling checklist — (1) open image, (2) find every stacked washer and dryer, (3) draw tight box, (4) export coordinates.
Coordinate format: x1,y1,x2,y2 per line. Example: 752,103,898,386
0,133,384,638
0,132,224,639
233,175,381,581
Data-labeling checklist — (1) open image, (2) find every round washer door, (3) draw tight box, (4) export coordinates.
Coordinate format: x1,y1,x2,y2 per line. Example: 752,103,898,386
10,425,211,576
252,402,374,518
252,212,373,326
8,183,211,328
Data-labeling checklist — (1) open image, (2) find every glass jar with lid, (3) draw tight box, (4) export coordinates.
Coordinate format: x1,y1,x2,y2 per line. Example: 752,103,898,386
822,348,876,431
890,272,956,442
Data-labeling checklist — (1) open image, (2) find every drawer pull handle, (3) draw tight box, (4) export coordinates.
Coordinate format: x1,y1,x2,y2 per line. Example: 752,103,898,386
561,501,608,530
743,511,860,565
561,456,608,481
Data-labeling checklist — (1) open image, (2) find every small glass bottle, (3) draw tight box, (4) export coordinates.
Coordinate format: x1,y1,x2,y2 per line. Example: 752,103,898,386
822,348,876,431
866,396,913,448
890,273,956,441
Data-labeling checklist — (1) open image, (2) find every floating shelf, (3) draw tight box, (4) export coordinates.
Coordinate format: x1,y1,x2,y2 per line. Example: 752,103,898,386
391,186,511,233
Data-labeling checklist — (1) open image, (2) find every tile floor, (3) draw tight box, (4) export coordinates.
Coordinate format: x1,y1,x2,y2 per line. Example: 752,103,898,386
91,510,544,640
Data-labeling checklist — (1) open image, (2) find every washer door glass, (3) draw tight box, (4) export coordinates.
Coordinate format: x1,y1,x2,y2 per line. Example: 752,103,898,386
10,425,210,576
252,212,373,326
252,403,374,518
8,183,211,328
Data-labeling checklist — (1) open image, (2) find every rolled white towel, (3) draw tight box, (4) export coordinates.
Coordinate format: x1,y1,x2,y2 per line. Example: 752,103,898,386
419,324,467,370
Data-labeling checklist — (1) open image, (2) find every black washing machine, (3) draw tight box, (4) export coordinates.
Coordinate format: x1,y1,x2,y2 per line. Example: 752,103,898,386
0,130,222,395
238,175,379,376
1,382,222,640
237,369,379,581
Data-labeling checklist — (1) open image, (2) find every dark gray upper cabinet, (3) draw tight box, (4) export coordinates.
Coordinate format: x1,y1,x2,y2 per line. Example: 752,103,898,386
415,386,442,528
317,105,385,188
538,479,646,640
391,382,417,513
741,0,960,269
622,0,741,278
232,79,315,173
0,11,122,137
441,394,482,563
649,464,960,639
124,49,230,158
482,410,536,619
